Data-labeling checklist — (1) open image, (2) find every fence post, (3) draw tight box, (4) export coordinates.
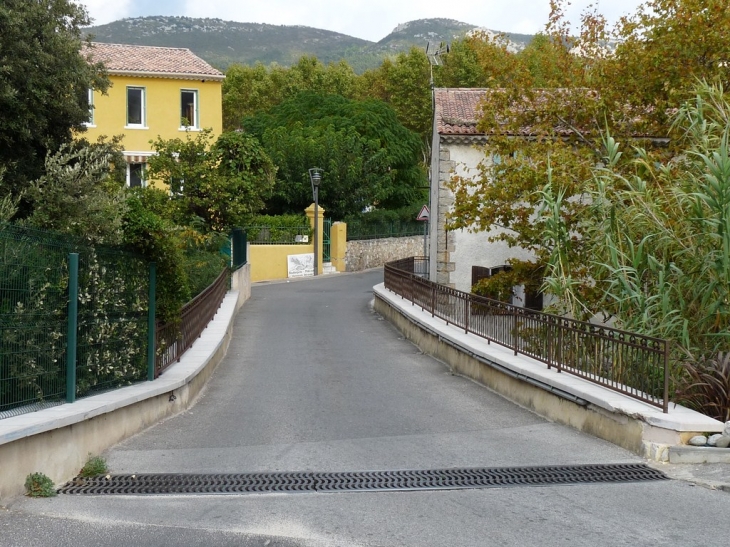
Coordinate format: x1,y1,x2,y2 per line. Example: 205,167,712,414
431,285,435,317
66,253,79,404
147,262,156,381
663,340,669,413
464,294,470,334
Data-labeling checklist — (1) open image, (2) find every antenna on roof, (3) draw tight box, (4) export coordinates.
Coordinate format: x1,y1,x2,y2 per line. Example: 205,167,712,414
426,41,450,89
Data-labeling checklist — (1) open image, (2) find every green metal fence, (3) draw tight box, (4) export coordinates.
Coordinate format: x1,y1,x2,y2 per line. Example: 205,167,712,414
0,224,150,418
244,225,312,245
346,220,425,241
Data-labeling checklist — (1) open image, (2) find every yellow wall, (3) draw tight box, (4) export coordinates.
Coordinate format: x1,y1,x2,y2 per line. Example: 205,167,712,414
250,244,314,282
330,222,347,272
83,75,223,153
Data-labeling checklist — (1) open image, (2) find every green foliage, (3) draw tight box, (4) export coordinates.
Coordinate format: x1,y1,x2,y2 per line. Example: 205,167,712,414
678,352,730,422
180,230,229,296
223,58,358,131
22,138,127,245
578,83,730,356
472,262,544,304
357,48,432,142
244,214,312,244
24,472,56,497
122,191,190,324
0,0,109,200
343,204,425,240
146,129,276,232
243,92,427,219
79,455,108,478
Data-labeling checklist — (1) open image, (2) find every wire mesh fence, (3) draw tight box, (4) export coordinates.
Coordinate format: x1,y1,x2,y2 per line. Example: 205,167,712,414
346,220,425,241
0,224,73,417
0,224,149,418
244,225,312,245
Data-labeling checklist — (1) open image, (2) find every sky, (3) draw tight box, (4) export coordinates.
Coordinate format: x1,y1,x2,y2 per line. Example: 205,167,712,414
77,0,647,42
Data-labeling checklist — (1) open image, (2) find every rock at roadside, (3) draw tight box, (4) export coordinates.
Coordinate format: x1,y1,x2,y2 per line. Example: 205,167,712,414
689,435,708,446
708,434,723,447
715,435,730,449
724,421,730,437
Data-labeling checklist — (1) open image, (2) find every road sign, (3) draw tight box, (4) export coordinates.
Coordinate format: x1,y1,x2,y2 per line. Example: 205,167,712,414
416,205,430,221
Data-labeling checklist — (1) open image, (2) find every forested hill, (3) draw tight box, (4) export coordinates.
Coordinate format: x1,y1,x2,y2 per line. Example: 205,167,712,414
84,16,533,73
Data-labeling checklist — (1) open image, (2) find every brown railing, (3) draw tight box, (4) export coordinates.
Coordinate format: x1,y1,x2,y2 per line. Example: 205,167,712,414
384,257,670,412
155,268,230,377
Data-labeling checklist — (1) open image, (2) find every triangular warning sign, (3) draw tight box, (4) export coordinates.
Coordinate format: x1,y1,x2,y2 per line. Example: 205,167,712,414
416,205,430,221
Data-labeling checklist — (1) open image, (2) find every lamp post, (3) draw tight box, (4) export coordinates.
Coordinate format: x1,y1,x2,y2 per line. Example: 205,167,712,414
308,168,322,276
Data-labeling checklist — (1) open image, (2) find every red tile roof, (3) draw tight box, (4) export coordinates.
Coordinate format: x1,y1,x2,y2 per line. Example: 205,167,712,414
434,88,487,136
434,87,667,140
83,42,224,81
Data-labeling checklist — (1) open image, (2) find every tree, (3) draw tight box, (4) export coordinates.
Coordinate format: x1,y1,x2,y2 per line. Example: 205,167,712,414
447,0,730,313
356,48,432,143
0,0,108,202
242,92,427,219
23,137,127,245
146,129,276,232
222,57,357,131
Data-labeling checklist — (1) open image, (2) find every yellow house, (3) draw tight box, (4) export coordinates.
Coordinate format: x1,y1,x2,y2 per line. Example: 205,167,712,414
82,42,224,187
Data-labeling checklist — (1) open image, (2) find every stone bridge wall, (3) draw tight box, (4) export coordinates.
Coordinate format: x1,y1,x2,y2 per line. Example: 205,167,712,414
345,236,425,272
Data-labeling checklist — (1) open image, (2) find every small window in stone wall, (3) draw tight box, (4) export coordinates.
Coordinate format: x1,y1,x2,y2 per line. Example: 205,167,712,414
471,265,491,287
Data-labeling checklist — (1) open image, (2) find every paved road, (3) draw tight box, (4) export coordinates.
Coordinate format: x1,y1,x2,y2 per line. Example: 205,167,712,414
5,270,730,546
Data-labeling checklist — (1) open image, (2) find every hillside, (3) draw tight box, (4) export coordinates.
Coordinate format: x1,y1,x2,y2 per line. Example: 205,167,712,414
85,16,533,73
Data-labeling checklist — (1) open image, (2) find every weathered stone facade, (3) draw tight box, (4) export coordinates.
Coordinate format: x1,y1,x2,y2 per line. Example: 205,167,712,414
345,236,425,272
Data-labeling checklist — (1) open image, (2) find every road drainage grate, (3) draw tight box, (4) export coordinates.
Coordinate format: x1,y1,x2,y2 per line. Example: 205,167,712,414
58,463,667,496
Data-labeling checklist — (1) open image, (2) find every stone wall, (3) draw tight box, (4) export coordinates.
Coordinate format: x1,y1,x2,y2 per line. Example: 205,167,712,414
345,236,425,272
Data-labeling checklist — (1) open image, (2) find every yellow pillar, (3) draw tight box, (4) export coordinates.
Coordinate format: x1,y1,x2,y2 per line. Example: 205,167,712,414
330,222,347,272
305,203,325,275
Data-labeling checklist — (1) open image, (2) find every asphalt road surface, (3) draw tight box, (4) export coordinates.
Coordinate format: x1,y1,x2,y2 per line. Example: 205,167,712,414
5,269,729,546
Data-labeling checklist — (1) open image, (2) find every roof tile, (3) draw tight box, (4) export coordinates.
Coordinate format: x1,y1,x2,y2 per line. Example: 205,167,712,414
83,42,224,80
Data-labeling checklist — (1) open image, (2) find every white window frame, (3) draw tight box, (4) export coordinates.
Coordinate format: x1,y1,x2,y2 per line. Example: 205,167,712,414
85,88,95,127
180,89,199,130
126,86,147,129
126,163,147,188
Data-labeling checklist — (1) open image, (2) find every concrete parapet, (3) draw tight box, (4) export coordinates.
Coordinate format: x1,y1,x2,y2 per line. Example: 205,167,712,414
373,283,723,461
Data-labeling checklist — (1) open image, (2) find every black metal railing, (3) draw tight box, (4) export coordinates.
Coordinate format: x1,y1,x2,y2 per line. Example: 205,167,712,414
384,257,670,412
155,268,230,377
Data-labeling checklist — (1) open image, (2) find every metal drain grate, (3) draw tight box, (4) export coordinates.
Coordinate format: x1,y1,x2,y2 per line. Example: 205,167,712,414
58,463,668,495
58,463,667,496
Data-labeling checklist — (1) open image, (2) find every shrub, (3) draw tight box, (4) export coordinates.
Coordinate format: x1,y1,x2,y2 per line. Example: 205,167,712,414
79,455,108,478
24,473,56,497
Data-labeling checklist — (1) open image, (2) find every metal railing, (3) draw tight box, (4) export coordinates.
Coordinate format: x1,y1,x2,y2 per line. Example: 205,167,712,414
155,267,229,377
244,225,312,245
346,220,425,241
384,257,670,412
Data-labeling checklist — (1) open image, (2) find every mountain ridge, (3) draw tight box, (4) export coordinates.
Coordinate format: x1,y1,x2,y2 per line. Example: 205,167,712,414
84,16,534,73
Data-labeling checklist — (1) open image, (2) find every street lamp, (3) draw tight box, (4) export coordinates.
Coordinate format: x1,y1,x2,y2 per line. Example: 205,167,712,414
308,168,322,277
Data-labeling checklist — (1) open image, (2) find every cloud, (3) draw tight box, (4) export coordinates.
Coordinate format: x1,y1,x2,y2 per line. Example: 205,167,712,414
78,0,133,26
